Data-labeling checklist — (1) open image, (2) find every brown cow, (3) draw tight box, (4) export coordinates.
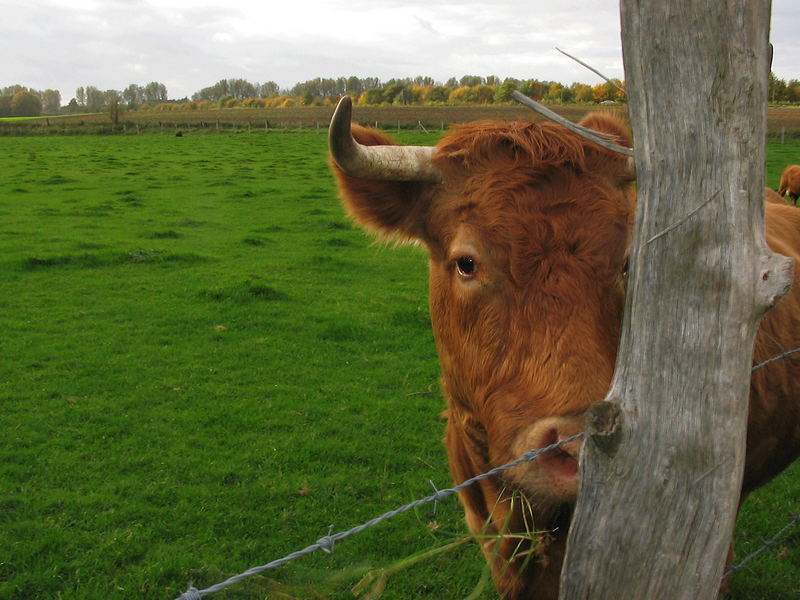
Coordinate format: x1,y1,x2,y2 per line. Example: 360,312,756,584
779,164,800,205
329,97,800,599
766,186,787,205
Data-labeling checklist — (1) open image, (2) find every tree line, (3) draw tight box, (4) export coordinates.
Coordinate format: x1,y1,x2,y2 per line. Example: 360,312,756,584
2,72,799,118
0,85,61,117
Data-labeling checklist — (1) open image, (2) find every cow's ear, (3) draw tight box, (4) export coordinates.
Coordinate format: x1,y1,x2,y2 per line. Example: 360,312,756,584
577,113,634,185
331,125,432,242
578,112,632,149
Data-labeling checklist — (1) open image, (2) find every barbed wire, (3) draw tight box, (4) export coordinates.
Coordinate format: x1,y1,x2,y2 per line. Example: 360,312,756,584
175,432,586,600
752,347,800,372
724,514,800,578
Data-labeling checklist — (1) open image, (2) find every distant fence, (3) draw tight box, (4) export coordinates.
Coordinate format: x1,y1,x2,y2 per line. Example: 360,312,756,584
1,103,798,137
0,119,335,137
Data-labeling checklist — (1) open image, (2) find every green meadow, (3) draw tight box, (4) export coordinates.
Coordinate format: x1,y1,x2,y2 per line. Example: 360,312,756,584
1,130,798,600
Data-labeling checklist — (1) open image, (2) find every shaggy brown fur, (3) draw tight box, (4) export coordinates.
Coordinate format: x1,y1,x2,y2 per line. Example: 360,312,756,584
332,115,800,599
779,164,800,205
766,186,787,204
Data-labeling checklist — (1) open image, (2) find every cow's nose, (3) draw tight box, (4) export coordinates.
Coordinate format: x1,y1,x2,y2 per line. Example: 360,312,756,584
552,430,583,460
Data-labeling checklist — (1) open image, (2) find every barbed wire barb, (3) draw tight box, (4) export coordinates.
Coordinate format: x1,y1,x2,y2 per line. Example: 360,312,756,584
752,347,800,371
723,514,800,578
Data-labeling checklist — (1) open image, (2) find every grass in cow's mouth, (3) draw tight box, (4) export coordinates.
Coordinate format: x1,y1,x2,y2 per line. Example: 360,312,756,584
0,131,797,599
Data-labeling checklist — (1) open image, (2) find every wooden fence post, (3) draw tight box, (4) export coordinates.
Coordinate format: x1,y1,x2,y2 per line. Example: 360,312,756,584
559,2,790,598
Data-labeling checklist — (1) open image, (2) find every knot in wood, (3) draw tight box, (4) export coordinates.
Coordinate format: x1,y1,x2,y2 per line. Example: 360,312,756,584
585,400,623,456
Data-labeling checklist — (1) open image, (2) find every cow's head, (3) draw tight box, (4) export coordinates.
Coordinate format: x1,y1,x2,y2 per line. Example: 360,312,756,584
330,96,634,598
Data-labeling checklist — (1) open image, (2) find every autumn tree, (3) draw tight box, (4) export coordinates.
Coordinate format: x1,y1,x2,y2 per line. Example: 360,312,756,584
11,90,42,116
362,87,385,105
494,79,518,103
788,80,800,103
425,85,451,104
1,84,27,97
464,84,495,104
544,81,566,103
519,79,547,100
447,86,470,103
571,82,594,103
382,81,407,104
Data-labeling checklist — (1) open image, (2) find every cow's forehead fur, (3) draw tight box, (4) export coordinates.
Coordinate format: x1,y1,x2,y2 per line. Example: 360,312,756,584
433,119,592,173
423,118,634,284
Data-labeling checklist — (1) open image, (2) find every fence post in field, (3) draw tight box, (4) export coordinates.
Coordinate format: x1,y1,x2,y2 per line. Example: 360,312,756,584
558,2,792,599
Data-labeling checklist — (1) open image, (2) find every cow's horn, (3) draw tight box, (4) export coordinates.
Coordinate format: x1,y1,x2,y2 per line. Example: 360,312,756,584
329,96,442,182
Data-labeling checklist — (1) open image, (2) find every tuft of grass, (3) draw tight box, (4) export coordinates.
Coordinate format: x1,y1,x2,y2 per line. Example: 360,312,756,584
20,249,208,270
199,280,289,303
145,230,182,239
242,236,267,246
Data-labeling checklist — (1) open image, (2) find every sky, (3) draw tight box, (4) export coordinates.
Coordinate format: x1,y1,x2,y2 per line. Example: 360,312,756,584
2,0,798,102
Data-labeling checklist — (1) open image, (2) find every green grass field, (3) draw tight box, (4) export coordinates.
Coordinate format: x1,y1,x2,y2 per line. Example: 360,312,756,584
1,130,798,600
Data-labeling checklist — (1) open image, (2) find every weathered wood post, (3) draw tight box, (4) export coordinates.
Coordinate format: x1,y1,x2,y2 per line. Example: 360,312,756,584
559,2,791,598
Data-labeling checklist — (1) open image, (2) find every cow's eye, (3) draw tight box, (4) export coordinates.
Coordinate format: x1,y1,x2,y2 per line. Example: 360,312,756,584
456,256,477,277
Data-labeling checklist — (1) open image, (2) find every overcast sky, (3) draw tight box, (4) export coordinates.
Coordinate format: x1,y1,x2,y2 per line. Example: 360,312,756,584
3,0,798,101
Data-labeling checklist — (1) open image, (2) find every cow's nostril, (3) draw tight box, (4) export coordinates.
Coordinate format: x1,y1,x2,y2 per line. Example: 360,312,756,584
544,428,558,448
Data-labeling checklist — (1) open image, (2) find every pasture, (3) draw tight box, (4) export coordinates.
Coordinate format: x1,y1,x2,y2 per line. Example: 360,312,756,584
1,130,798,599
